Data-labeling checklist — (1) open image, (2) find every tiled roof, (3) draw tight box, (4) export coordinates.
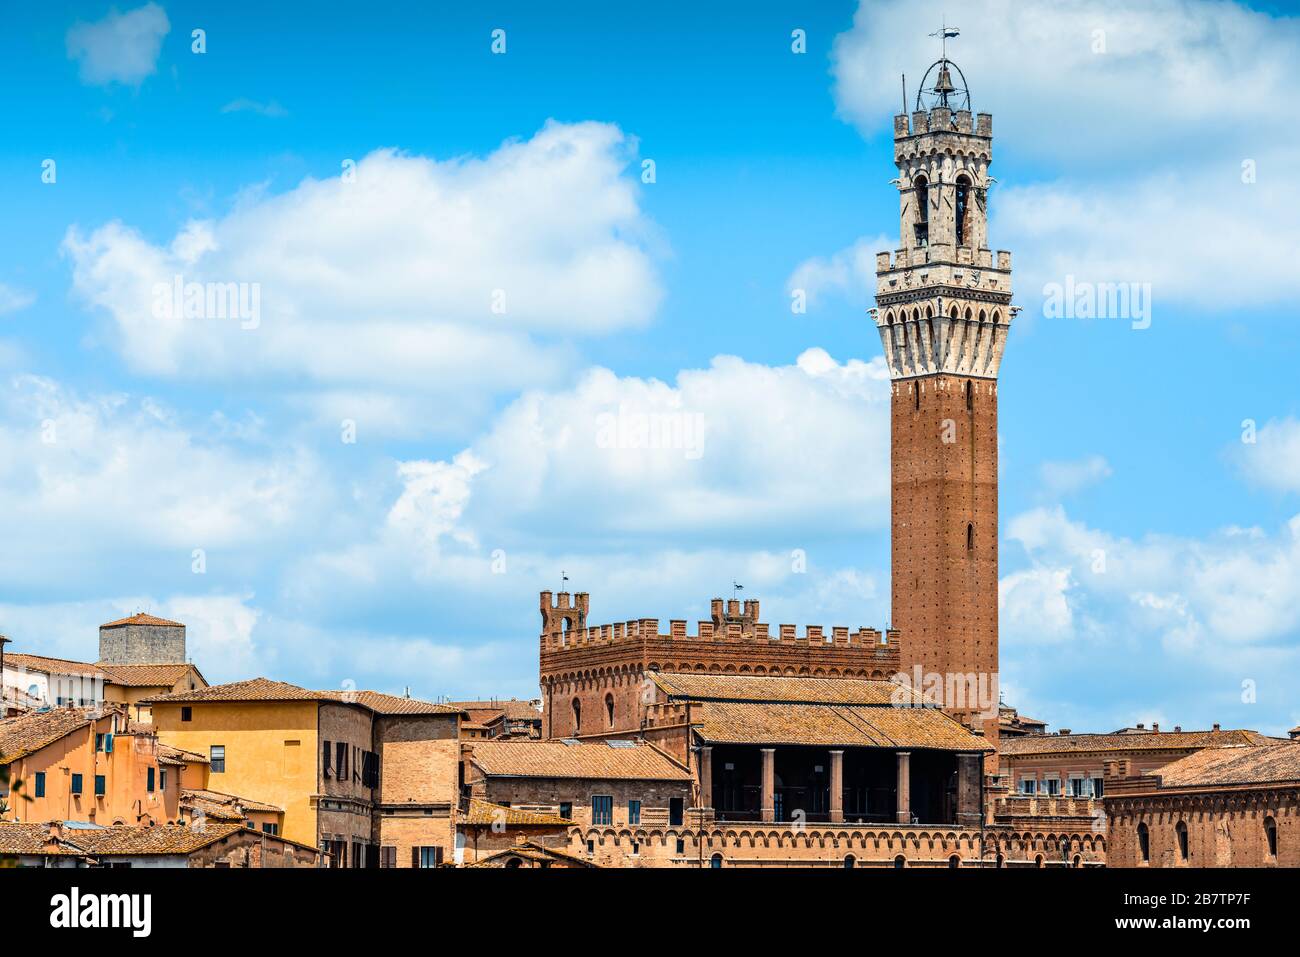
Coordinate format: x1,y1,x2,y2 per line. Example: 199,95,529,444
1151,744,1300,789
462,799,572,827
101,613,185,629
0,707,99,765
97,663,204,688
1000,728,1280,756
145,677,325,704
0,821,245,857
144,678,462,716
182,788,283,820
694,701,992,752
651,671,924,706
469,741,692,781
327,690,463,716
157,743,209,766
447,699,542,722
1,652,104,678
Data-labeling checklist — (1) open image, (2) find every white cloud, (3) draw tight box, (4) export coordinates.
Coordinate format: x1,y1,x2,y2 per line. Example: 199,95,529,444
1000,566,1075,644
1236,417,1300,494
1007,505,1300,646
786,235,893,309
0,375,328,587
434,348,894,544
66,3,170,87
0,283,34,315
832,0,1297,166
1039,454,1112,497
63,121,661,434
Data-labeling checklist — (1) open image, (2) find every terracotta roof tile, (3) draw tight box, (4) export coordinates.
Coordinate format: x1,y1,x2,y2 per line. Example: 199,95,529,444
0,707,100,765
97,663,205,688
144,679,462,716
0,821,244,857
100,613,185,629
1000,728,1280,756
182,788,283,820
651,671,923,706
470,741,692,781
156,743,209,766
447,699,542,722
694,701,992,751
468,840,597,868
1,652,104,678
463,799,572,827
1149,743,1300,789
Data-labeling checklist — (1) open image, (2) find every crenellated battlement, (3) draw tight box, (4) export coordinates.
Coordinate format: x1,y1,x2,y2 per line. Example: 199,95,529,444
539,592,895,654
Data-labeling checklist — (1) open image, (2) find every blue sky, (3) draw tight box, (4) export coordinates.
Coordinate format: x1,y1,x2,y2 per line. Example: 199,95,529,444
2,0,1299,735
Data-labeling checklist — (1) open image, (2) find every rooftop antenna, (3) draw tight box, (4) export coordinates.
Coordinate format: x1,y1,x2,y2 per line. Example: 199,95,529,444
901,73,906,114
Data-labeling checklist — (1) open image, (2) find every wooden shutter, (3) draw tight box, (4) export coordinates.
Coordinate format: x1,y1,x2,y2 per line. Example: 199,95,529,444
412,846,420,868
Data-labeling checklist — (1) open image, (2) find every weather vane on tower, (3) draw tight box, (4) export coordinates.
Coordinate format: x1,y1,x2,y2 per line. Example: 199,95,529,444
916,19,970,113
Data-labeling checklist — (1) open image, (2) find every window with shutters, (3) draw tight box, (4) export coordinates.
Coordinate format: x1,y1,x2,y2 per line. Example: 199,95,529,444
413,846,442,868
336,742,347,780
94,775,105,796
71,773,83,795
147,767,155,792
322,740,332,778
34,772,46,797
380,845,396,868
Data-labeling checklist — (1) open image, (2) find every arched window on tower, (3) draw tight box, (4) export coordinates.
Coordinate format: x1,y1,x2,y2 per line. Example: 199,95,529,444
1176,821,1189,862
913,175,929,247
1138,822,1150,863
571,697,581,734
1265,816,1278,858
955,174,972,247
605,692,615,728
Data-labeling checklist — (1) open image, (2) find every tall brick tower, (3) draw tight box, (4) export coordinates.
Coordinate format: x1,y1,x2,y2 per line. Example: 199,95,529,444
872,53,1015,730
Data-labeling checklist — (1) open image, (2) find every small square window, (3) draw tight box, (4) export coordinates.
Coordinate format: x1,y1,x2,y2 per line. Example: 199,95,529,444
181,706,192,722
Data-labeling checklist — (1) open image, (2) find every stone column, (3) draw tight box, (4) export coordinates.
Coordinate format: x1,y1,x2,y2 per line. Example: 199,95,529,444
829,750,844,823
760,748,776,823
895,751,912,824
699,746,714,811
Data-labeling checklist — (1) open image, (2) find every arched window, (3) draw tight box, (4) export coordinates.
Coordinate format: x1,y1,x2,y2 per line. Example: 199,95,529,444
1176,821,1189,862
955,174,972,246
604,693,615,728
1072,854,1082,868
913,175,929,247
1137,822,1150,862
995,853,1005,869
710,853,723,869
1265,816,1278,858
571,697,581,733
893,855,906,869
948,855,961,869
844,855,856,869
1034,854,1044,868
505,856,523,868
